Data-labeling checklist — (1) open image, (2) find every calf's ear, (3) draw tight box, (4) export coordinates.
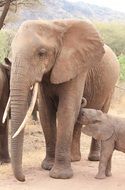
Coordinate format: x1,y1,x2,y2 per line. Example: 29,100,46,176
82,125,99,139
82,124,114,141
99,125,114,141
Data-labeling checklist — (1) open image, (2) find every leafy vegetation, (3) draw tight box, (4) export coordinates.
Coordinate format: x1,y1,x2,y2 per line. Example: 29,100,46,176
95,22,125,56
118,55,125,81
95,22,125,81
0,29,14,63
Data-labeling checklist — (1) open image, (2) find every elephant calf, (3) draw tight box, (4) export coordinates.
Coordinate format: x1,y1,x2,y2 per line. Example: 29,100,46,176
78,107,125,179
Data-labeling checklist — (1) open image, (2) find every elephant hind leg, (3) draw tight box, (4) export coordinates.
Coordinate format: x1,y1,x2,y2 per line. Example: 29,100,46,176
38,86,57,170
88,93,113,161
71,122,82,162
88,138,100,161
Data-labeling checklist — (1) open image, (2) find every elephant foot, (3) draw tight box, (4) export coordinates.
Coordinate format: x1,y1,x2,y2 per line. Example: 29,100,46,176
0,157,10,165
49,165,73,179
88,151,100,161
95,173,106,179
42,158,54,170
14,173,25,182
106,171,112,177
71,153,81,162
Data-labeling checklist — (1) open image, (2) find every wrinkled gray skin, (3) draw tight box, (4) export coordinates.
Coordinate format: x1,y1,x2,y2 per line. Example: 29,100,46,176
10,19,119,181
0,58,11,165
78,108,125,179
0,58,37,165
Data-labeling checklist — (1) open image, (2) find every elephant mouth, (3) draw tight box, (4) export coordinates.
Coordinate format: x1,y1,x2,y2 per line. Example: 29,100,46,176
3,82,39,138
77,109,90,125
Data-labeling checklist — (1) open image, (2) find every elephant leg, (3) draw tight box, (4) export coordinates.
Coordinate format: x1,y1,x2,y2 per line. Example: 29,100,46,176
88,138,101,161
95,140,114,179
49,104,75,179
49,76,85,179
88,94,112,161
0,119,10,164
105,155,112,177
71,122,82,162
38,86,56,170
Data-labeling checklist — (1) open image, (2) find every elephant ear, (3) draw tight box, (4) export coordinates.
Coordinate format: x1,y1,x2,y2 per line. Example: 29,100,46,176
1,57,11,70
50,20,105,84
99,124,114,141
82,123,114,141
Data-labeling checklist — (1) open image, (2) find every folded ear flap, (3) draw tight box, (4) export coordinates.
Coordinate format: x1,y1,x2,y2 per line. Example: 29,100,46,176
82,125,100,139
99,124,114,141
81,97,87,108
82,124,114,141
50,20,104,84
2,58,11,70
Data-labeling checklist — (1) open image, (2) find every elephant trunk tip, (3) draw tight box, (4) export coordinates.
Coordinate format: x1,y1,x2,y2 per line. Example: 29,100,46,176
14,172,25,182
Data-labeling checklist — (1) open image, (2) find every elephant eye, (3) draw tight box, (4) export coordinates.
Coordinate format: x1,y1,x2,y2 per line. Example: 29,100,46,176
38,48,47,57
93,120,101,124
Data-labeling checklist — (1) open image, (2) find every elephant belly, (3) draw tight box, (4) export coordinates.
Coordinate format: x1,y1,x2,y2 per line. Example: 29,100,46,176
84,76,110,110
83,45,119,111
115,143,125,153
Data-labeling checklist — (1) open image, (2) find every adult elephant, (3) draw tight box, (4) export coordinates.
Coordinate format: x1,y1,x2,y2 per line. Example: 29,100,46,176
9,19,119,181
0,58,11,164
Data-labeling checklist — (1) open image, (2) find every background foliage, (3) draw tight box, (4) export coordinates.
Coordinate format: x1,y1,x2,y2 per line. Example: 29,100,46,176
95,22,125,56
0,29,14,63
95,22,125,81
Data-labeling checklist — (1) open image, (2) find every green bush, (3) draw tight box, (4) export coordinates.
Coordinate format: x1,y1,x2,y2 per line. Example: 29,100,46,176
118,55,125,81
95,22,125,56
0,30,14,63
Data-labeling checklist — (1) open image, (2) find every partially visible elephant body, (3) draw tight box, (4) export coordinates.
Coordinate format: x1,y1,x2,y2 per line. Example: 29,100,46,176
0,64,10,164
71,44,119,161
84,44,118,110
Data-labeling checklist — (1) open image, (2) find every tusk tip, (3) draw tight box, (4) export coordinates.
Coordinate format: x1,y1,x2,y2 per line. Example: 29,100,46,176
12,134,17,139
2,116,6,124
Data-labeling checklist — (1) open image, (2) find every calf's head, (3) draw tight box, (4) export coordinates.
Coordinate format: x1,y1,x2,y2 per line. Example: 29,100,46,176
78,108,114,141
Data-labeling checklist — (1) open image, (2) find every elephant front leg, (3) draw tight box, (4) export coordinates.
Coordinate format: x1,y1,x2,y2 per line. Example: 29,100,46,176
49,93,83,178
38,87,56,170
49,72,86,179
95,141,114,179
88,138,101,161
71,122,82,162
49,107,74,179
105,155,112,177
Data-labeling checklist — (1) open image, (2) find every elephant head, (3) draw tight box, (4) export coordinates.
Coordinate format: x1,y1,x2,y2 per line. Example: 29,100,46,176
9,19,104,181
79,108,114,141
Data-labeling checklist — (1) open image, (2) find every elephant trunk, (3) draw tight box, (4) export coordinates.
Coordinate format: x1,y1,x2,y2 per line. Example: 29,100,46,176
10,70,30,182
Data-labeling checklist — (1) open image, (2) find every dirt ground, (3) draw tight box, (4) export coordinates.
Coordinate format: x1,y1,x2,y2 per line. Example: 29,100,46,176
1,87,125,190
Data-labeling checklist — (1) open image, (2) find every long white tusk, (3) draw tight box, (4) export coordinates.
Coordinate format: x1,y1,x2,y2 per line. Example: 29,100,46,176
2,97,11,124
12,82,39,138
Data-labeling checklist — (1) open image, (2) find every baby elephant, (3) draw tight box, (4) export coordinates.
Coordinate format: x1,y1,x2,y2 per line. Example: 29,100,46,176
78,108,125,179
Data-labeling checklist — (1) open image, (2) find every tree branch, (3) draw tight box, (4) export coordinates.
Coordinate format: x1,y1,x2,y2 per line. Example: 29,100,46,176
0,0,12,29
0,0,16,7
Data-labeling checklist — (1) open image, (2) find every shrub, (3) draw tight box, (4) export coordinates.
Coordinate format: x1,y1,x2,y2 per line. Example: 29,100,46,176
95,22,125,56
118,55,125,81
0,29,14,63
